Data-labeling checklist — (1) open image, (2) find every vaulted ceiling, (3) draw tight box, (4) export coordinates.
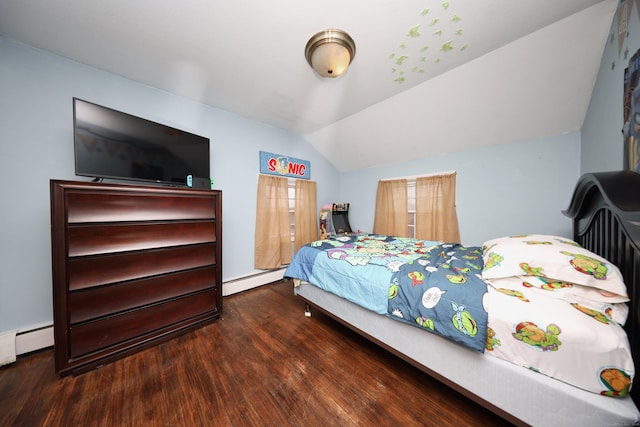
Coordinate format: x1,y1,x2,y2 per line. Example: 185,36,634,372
0,0,617,171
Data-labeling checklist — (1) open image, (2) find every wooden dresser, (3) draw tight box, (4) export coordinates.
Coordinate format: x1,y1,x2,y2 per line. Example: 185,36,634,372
50,180,222,375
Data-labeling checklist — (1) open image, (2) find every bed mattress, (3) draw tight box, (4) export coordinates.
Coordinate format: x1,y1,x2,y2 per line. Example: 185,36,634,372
294,281,640,427
285,233,635,397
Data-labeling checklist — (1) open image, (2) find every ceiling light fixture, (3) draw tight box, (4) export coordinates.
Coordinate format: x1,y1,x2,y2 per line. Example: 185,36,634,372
305,29,356,78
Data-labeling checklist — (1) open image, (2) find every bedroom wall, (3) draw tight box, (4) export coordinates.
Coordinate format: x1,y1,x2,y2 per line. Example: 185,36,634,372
0,11,609,350
337,132,581,247
0,38,340,338
582,0,639,172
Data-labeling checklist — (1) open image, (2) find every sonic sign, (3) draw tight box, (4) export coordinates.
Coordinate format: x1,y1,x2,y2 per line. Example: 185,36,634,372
259,151,310,180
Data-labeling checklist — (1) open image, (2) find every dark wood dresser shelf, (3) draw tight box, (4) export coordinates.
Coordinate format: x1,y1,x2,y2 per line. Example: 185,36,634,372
50,180,222,376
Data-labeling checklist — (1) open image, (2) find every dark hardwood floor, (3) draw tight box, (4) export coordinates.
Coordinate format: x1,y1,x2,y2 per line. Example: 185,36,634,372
0,280,514,426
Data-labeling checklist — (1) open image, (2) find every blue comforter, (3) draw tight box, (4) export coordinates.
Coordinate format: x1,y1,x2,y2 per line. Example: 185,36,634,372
387,243,488,352
284,234,488,352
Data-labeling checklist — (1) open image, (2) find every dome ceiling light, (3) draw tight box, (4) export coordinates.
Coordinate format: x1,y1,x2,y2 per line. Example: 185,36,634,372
305,29,356,78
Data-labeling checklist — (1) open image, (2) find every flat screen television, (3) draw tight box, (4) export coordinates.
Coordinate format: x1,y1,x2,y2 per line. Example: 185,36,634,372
73,98,210,186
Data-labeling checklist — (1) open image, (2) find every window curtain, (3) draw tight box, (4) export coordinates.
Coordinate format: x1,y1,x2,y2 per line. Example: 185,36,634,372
254,174,292,269
294,180,318,253
373,178,408,236
415,173,461,242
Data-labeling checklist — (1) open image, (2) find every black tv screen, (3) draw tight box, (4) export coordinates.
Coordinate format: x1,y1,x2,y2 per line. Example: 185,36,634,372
73,98,210,185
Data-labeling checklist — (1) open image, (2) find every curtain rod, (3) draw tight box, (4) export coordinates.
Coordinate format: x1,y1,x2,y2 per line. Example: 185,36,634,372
380,170,456,182
257,173,315,182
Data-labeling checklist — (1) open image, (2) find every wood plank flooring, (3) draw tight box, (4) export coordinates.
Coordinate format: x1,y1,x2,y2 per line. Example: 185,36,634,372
0,280,514,426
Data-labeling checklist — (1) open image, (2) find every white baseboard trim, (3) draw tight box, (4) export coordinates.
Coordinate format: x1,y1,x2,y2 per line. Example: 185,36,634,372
0,332,17,366
1,270,286,361
222,268,286,296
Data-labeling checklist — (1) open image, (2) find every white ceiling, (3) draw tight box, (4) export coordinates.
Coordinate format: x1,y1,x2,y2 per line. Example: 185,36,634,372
0,0,617,172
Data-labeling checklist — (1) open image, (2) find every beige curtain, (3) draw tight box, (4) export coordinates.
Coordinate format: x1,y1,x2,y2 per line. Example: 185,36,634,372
373,179,408,236
294,180,318,253
415,173,460,242
254,174,292,269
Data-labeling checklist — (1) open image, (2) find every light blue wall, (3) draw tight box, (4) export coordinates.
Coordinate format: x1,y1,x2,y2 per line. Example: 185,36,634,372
338,133,580,247
0,38,340,333
0,27,609,338
582,1,635,172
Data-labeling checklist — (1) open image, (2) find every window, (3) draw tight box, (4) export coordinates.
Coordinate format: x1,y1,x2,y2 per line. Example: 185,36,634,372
408,179,416,238
254,174,317,269
288,178,296,243
374,172,460,242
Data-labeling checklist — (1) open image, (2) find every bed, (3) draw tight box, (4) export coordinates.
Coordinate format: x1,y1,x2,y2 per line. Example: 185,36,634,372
284,171,640,427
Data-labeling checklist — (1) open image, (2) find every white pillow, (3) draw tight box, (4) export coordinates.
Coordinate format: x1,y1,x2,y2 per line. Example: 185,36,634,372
486,276,629,325
482,234,628,299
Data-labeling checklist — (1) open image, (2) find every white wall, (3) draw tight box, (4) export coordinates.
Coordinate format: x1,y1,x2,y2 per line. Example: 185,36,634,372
338,133,580,247
0,38,340,335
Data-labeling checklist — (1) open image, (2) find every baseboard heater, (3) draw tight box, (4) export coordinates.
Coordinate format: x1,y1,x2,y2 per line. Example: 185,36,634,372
0,325,55,365
222,268,286,296
1,269,287,364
